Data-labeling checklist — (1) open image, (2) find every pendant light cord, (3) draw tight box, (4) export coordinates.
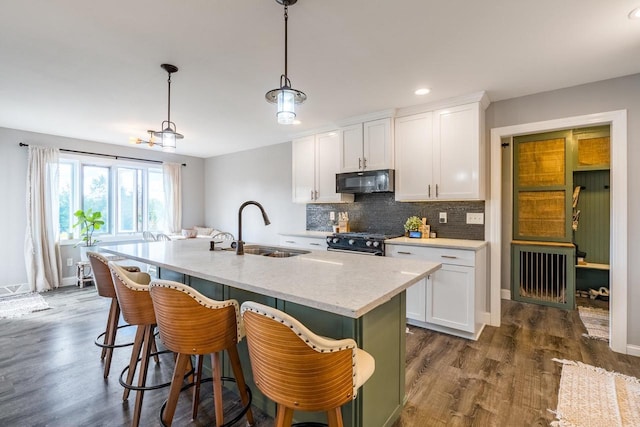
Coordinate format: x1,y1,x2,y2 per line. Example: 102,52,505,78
166,72,172,125
284,5,288,82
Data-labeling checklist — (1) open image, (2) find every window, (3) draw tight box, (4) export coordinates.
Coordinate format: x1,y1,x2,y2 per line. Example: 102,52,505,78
147,168,165,232
58,157,166,239
58,162,75,235
82,165,111,234
117,168,138,233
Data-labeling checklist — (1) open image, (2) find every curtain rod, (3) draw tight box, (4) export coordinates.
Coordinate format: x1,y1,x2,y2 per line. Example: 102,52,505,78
18,143,187,166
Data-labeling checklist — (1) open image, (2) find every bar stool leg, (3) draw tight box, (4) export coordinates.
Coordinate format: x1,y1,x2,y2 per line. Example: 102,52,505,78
162,352,191,426
101,300,117,360
327,408,344,427
123,326,145,401
191,355,204,420
132,325,154,427
228,345,255,425
103,301,121,378
275,405,294,427
211,352,224,426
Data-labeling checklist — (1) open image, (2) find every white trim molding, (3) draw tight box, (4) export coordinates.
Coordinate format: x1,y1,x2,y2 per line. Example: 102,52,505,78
501,289,511,300
489,110,628,354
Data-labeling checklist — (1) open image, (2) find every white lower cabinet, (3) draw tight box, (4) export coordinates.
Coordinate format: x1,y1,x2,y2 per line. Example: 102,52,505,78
406,276,427,322
426,263,475,332
387,243,487,340
278,235,327,250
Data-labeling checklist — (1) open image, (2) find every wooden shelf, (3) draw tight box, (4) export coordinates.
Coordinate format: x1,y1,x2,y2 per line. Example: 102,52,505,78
576,262,609,270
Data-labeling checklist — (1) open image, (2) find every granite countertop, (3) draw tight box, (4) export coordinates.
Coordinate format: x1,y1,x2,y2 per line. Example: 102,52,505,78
100,239,440,319
385,237,488,251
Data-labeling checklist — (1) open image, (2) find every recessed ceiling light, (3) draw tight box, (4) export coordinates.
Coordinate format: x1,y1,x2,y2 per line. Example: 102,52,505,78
414,88,431,96
293,120,301,125
629,7,640,19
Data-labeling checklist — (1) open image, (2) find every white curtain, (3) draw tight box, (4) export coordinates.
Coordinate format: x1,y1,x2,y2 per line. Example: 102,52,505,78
24,145,62,292
163,162,182,234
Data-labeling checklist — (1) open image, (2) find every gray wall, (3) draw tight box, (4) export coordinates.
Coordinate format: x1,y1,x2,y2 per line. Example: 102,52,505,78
0,127,205,287
485,73,640,344
204,142,306,245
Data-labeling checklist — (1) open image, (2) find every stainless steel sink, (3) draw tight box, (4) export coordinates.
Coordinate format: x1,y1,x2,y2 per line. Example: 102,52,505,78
242,245,310,258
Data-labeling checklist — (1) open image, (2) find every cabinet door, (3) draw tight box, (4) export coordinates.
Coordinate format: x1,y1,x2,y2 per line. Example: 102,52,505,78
363,118,393,171
433,103,482,199
339,124,364,172
394,112,433,201
292,135,316,203
315,131,344,203
406,278,427,322
426,264,475,332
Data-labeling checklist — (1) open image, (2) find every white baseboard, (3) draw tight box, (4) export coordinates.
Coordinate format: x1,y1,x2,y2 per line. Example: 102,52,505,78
501,289,511,300
61,276,77,287
626,344,640,357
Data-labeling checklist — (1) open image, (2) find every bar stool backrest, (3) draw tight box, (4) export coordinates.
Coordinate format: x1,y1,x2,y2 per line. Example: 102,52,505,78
241,301,357,412
109,262,154,326
149,280,241,355
87,251,116,298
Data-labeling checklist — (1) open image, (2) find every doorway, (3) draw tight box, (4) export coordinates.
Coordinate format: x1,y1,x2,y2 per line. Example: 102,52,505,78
488,110,628,354
509,126,610,311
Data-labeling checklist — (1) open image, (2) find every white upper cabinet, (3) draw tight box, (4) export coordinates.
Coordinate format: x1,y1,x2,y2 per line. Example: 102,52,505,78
292,132,354,204
395,112,433,200
339,124,363,172
339,118,394,172
395,101,485,201
433,103,483,200
292,135,315,203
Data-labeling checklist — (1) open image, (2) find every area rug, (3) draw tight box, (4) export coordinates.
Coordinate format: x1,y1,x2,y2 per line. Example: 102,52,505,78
578,306,609,341
0,292,50,319
551,359,640,427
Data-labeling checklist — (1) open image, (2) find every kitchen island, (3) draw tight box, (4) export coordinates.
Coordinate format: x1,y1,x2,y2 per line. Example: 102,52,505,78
100,238,440,427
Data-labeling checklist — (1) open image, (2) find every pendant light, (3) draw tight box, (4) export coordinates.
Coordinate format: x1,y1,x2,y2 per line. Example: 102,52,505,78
152,63,183,153
265,0,307,125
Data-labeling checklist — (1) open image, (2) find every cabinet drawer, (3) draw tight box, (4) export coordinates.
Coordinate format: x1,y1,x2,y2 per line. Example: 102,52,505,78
386,244,475,266
279,236,327,250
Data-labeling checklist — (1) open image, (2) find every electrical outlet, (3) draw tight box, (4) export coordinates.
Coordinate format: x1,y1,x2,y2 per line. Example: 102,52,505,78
439,212,447,224
329,211,335,221
66,258,73,267
466,212,484,225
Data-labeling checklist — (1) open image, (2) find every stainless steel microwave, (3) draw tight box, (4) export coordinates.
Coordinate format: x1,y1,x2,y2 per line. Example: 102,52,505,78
336,169,394,194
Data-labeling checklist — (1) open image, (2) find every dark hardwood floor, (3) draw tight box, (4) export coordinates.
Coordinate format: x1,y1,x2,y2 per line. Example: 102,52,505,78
0,286,637,426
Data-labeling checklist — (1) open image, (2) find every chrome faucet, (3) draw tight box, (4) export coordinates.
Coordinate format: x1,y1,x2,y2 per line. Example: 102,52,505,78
236,200,271,255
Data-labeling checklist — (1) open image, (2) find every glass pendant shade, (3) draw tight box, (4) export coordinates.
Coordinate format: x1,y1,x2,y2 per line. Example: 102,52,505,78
161,131,176,153
277,90,296,124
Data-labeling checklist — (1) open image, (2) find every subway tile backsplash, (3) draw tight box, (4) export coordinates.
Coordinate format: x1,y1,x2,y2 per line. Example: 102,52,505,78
306,193,485,240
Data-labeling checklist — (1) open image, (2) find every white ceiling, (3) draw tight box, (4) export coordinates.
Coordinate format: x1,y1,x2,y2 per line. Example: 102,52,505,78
1,0,639,158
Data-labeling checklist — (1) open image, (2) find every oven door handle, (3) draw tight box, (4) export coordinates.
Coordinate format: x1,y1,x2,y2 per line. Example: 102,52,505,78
327,247,383,256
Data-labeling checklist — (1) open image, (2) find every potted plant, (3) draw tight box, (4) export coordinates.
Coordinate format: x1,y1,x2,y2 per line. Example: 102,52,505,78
404,216,423,238
73,208,105,260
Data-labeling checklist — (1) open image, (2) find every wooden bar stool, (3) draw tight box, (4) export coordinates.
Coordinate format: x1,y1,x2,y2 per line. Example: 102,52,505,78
148,280,254,427
87,251,140,378
109,262,168,427
241,301,375,427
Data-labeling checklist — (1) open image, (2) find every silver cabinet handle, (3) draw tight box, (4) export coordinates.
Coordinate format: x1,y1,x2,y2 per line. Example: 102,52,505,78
358,158,362,169
428,185,431,198
363,157,367,169
285,240,296,244
397,251,412,255
441,255,458,259
310,190,314,200
314,190,318,200
310,243,321,246
436,184,439,198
